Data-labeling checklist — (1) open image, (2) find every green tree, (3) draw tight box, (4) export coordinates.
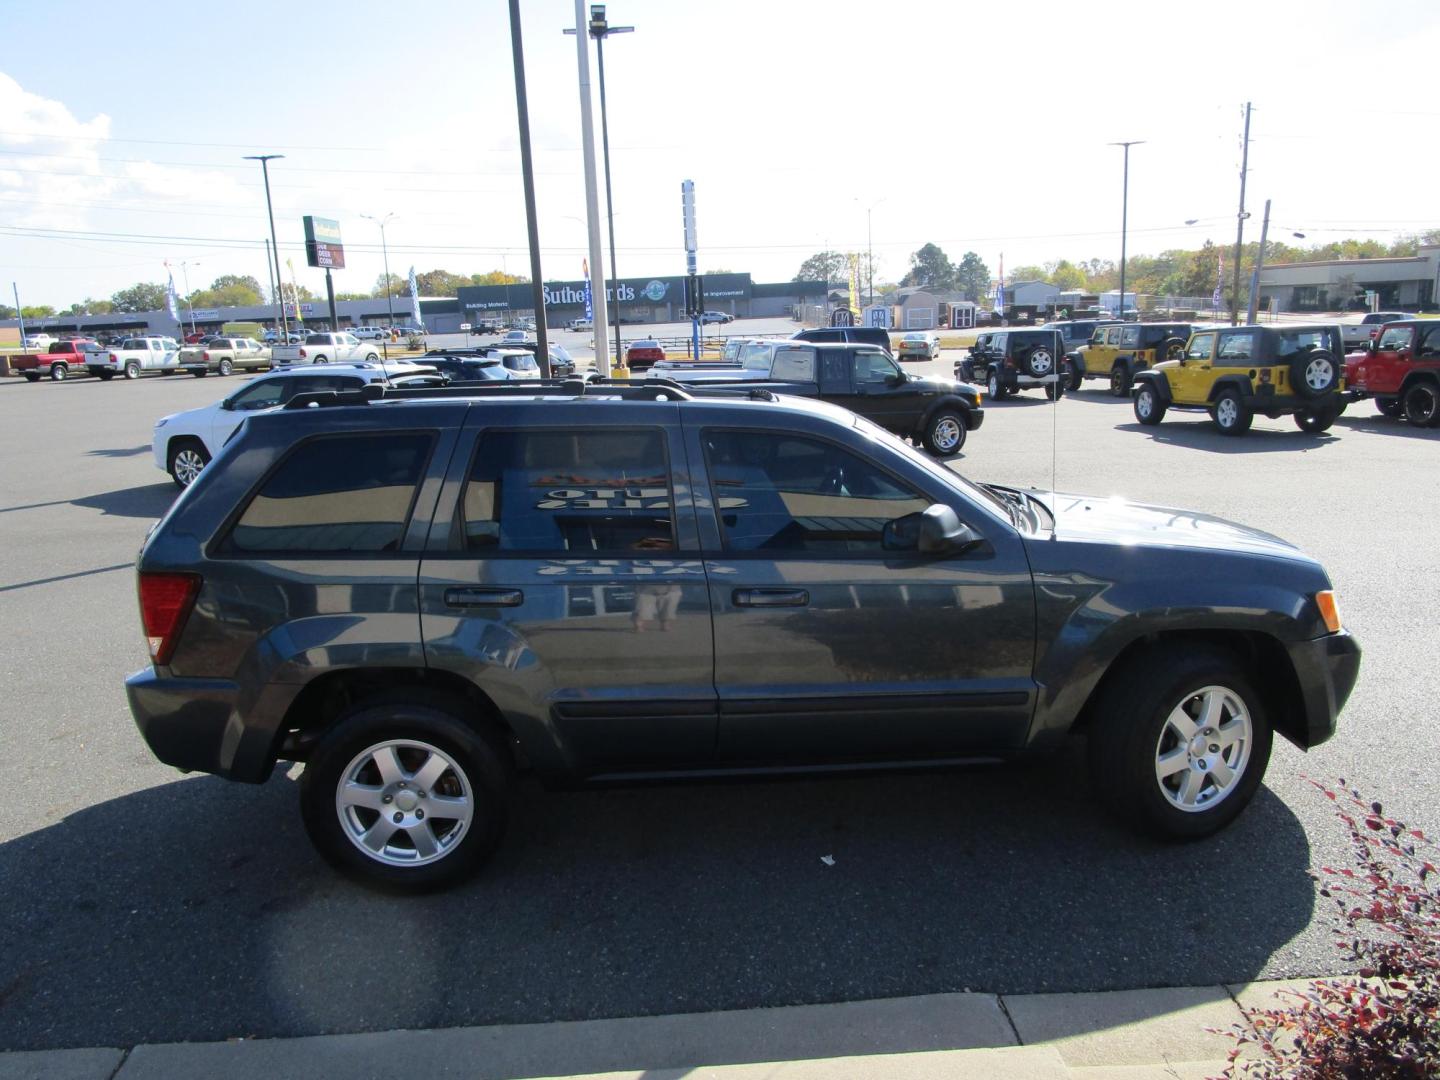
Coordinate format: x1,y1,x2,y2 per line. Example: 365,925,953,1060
21,305,55,318
410,269,471,296
1006,265,1048,284
190,273,266,309
470,270,528,286
1045,259,1087,291
0,303,14,318
372,273,406,298
953,251,990,302
110,282,169,313
793,251,847,283
901,243,955,289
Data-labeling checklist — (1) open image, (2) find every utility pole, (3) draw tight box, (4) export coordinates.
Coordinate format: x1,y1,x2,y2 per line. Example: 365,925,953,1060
1246,198,1272,325
1110,141,1144,322
244,154,289,339
508,0,550,376
361,212,396,358
13,283,26,348
264,239,280,336
572,0,611,375
1231,102,1252,326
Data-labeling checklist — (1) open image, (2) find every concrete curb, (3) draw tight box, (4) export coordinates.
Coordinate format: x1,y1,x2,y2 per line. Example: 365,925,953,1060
0,979,1321,1080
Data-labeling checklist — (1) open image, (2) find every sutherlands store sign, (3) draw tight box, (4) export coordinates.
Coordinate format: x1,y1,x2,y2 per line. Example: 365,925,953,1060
457,273,752,313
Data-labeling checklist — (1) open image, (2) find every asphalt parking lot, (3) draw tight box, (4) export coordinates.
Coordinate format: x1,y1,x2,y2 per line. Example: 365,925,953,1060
1,349,1437,1053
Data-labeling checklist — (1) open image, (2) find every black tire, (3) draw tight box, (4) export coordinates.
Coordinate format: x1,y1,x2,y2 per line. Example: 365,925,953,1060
97,370,114,381
1133,383,1166,426
23,372,40,382
1045,379,1064,401
166,438,210,489
313,355,328,364
191,369,207,377
365,352,380,363
1290,349,1338,397
217,358,234,376
1402,381,1440,426
123,361,141,380
1109,364,1131,397
1376,397,1403,419
1087,646,1273,840
922,409,967,456
1210,388,1252,435
1021,346,1055,378
300,695,510,893
959,361,975,383
1161,337,1186,362
1294,406,1338,433
1063,360,1083,392
987,370,1008,400
49,363,68,382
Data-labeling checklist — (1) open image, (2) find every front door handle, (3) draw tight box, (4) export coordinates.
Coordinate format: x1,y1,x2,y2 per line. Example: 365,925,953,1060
733,588,809,608
444,587,524,608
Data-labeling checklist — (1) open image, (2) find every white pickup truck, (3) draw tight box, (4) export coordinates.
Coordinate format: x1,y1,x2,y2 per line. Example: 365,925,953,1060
269,331,382,366
87,337,181,379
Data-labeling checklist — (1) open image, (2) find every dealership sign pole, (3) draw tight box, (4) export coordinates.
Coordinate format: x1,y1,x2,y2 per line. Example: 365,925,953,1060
682,179,698,361
573,0,611,375
303,216,345,333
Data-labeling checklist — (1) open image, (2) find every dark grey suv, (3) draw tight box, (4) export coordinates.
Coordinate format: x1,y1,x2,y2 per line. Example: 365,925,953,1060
127,380,1360,890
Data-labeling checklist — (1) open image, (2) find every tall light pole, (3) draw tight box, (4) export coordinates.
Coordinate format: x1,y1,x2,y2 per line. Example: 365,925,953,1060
570,0,611,375
362,212,396,360
1110,141,1144,321
508,0,551,375
178,260,199,335
243,154,288,339
566,5,632,370
856,198,884,309
1232,101,1253,326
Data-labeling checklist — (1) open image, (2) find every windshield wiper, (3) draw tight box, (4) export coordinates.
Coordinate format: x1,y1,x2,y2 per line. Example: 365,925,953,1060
983,484,1026,528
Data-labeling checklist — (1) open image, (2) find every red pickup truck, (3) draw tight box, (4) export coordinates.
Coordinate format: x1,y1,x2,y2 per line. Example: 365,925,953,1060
1343,318,1440,426
13,339,108,382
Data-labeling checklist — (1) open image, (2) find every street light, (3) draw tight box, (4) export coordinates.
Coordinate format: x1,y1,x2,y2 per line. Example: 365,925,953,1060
855,197,884,308
1110,141,1144,321
361,212,397,352
565,4,633,368
243,154,288,339
178,260,199,335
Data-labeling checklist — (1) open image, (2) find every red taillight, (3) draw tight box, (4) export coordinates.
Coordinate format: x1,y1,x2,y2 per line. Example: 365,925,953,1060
138,572,201,666
201,351,210,362
299,348,307,358
109,353,117,362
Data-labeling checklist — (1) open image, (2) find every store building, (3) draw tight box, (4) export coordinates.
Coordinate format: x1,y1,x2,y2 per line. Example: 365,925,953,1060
1257,246,1440,312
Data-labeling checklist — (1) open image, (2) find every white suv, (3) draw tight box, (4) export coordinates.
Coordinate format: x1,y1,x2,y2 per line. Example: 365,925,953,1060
152,363,430,488
351,326,389,341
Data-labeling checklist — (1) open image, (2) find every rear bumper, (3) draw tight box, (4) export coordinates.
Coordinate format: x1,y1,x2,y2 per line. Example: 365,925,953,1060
126,667,298,783
1284,630,1361,749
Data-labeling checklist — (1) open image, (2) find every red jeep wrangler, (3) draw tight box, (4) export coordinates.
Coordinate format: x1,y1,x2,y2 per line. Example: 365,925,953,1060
1343,319,1440,425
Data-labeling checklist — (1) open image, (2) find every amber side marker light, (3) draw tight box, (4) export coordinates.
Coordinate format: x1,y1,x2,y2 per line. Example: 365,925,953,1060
1316,590,1343,634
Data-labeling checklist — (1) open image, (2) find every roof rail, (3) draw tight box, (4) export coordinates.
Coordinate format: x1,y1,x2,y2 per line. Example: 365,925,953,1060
282,377,698,410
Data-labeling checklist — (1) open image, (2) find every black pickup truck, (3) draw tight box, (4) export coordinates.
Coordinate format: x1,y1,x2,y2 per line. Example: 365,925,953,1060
656,340,984,455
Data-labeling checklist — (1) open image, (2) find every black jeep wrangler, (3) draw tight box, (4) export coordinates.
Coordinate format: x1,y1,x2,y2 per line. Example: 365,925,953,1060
958,329,1066,400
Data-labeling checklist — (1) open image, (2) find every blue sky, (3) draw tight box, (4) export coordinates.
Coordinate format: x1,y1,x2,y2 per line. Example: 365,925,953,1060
3,0,1439,307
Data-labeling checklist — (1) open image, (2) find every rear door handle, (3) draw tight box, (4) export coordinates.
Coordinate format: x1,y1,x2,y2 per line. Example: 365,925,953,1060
733,588,809,608
444,587,524,608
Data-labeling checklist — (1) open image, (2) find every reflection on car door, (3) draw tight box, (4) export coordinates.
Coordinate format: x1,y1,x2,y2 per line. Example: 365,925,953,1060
419,405,717,775
1170,330,1215,401
690,425,1036,763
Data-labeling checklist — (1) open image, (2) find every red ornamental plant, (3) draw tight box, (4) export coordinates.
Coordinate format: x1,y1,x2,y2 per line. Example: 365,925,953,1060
1217,779,1440,1078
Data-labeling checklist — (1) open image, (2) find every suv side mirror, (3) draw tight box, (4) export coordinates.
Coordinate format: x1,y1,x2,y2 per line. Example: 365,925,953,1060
885,372,905,386
882,504,981,556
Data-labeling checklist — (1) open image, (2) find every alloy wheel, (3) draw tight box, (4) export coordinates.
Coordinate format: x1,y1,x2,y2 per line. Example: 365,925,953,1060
932,416,961,452
1153,685,1253,812
334,739,474,867
172,448,206,486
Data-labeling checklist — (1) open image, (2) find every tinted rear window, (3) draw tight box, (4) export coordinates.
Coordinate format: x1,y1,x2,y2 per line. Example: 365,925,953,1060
223,433,433,554
305,334,332,345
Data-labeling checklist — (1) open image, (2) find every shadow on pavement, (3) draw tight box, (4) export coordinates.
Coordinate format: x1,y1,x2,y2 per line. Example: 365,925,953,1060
86,445,151,458
1333,413,1439,440
0,747,1317,1053
70,482,176,519
1114,421,1340,454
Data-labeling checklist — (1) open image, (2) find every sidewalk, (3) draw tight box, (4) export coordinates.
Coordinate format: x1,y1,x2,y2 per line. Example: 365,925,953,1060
0,979,1312,1080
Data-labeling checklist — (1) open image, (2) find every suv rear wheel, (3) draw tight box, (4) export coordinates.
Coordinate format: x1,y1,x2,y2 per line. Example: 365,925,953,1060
1210,388,1252,435
1403,381,1440,426
300,697,509,892
1294,406,1339,433
1088,647,1272,840
1161,338,1186,362
1109,364,1131,397
1063,361,1082,392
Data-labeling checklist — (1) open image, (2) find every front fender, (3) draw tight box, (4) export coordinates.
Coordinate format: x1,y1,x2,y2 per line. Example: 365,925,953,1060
1020,540,1330,749
1132,369,1171,404
915,394,978,435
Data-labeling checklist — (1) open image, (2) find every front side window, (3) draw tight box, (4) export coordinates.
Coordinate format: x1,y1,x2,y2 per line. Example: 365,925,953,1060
1103,327,1123,345
460,429,674,554
224,433,433,554
703,430,929,554
1216,332,1257,362
853,350,898,385
1376,326,1415,351
228,379,290,411
1186,332,1216,361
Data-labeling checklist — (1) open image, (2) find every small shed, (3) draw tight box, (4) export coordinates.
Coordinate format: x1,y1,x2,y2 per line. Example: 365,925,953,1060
887,287,941,329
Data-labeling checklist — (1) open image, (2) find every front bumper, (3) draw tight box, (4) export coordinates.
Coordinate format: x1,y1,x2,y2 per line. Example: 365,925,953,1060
126,667,299,783
1284,630,1361,749
967,406,986,430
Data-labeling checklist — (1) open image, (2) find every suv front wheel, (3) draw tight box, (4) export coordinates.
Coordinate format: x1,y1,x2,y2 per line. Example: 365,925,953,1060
1088,647,1272,840
300,696,510,892
1210,388,1253,435
1133,383,1166,426
922,410,967,456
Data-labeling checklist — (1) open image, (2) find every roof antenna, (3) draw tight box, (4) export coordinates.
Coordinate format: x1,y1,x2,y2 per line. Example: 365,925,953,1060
1050,365,1058,531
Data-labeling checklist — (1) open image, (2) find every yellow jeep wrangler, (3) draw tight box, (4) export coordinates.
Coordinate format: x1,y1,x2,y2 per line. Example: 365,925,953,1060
1069,322,1192,396
1131,324,1345,435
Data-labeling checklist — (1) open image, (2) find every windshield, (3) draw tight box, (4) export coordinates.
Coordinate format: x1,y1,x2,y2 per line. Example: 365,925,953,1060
849,413,1017,528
